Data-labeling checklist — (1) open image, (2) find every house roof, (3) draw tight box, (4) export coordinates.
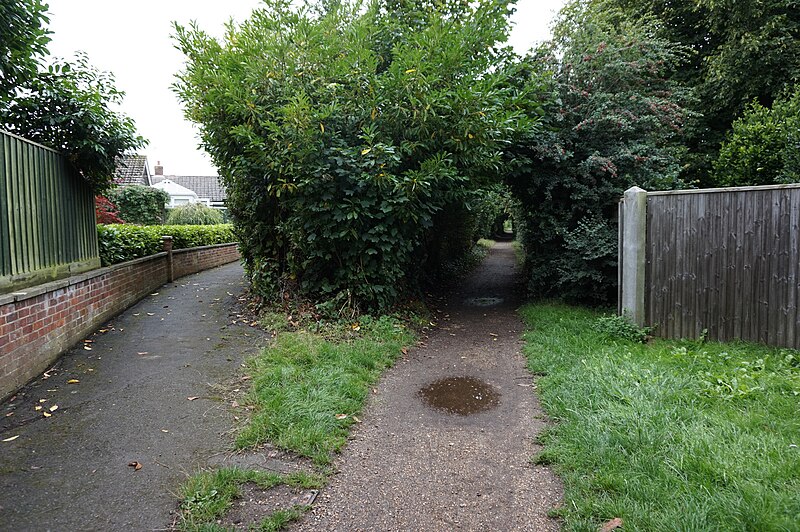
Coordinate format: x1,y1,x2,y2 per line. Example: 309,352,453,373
151,179,198,198
113,154,151,186
152,175,226,202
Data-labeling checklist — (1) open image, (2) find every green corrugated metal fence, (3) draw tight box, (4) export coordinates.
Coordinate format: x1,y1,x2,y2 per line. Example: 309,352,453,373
0,130,100,293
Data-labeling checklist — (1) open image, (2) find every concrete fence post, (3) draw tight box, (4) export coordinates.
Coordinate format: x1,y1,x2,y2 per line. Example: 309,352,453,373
620,186,647,326
161,236,174,283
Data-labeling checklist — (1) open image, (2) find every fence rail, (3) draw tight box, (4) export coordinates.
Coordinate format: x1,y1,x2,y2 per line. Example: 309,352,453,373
619,184,800,349
0,130,99,293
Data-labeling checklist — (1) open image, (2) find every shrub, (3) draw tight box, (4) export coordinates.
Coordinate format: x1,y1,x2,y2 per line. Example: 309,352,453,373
173,0,541,314
593,313,651,343
714,86,800,186
166,203,224,225
94,195,124,224
107,185,170,225
97,224,235,266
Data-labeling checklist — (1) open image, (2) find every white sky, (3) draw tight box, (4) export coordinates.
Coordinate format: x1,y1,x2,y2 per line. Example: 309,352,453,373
46,0,566,176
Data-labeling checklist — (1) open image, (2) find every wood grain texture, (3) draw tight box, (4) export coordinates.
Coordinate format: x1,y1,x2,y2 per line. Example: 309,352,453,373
643,186,800,348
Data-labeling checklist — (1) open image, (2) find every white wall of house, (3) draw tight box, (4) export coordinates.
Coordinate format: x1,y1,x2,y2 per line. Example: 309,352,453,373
151,179,199,208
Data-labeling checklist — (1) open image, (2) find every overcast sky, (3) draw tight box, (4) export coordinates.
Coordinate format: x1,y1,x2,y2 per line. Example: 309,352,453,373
46,0,566,176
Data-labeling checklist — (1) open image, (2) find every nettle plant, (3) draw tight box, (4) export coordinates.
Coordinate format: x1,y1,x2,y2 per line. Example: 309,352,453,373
174,0,538,314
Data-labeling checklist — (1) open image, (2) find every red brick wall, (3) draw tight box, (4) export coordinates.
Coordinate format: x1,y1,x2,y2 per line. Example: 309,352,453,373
0,243,240,400
172,243,241,279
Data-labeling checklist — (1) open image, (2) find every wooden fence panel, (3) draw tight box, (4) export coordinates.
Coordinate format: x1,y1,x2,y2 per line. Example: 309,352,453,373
0,130,99,293
622,184,800,349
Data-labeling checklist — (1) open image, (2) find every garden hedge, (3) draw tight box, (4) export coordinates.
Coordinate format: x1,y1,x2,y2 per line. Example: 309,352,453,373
97,224,236,266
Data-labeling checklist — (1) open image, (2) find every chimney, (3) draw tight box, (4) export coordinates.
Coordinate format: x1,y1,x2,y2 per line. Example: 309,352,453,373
154,161,163,176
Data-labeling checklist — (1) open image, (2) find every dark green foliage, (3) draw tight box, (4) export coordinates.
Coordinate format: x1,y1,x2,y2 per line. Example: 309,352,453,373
507,3,692,304
0,0,50,98
0,53,145,192
469,186,515,241
96,224,235,266
714,86,800,186
107,185,170,225
166,203,224,225
173,0,540,314
605,0,800,184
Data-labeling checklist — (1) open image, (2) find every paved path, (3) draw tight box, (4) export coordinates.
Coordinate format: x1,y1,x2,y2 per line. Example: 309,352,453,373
295,242,563,531
0,262,261,531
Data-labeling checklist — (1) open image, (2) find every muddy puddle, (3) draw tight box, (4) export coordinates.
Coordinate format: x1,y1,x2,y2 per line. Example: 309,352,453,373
418,376,500,415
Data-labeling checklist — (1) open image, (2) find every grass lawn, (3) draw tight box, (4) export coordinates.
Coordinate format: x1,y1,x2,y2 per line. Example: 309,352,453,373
520,303,800,531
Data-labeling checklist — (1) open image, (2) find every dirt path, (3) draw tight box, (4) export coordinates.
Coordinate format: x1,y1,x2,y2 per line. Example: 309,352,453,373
0,262,265,531
295,242,563,531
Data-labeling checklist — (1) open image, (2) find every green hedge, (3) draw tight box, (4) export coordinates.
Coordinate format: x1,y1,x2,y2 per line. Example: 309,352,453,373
97,224,236,266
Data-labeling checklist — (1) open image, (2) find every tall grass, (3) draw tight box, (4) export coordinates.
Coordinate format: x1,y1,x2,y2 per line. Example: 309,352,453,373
521,303,800,531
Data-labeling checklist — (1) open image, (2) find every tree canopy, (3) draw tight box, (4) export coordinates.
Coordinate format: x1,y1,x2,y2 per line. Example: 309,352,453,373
0,0,50,99
0,5,145,192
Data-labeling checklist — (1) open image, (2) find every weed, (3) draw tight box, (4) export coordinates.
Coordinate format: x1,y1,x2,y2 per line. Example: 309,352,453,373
178,468,323,531
593,313,651,343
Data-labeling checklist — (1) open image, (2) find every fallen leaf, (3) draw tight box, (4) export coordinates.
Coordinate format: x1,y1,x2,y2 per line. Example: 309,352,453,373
600,517,624,532
161,429,169,433
372,388,378,394
517,383,531,387
150,292,159,296
38,399,47,403
67,379,80,384
146,313,154,316
405,68,417,73
2,435,19,442
187,396,199,401
42,411,52,418
352,416,362,423
489,333,498,337
335,414,348,420
5,412,13,417
83,346,92,351
83,339,94,343
34,405,42,411
137,352,148,356
401,347,408,355
49,405,58,412
231,401,239,408
128,461,142,471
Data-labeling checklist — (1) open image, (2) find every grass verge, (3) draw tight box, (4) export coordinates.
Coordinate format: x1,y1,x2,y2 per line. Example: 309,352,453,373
237,315,412,465
177,314,413,530
520,302,800,531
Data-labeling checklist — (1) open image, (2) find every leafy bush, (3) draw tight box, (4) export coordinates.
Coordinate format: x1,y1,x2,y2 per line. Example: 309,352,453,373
166,203,224,225
714,85,800,186
94,195,124,224
507,3,692,304
594,313,651,343
97,224,235,266
174,0,541,314
107,185,169,225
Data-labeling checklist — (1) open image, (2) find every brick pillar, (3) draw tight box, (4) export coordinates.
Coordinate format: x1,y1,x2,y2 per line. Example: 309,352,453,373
161,236,174,283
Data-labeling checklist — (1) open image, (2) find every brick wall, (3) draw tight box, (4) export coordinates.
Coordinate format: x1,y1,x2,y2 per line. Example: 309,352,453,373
0,243,240,400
